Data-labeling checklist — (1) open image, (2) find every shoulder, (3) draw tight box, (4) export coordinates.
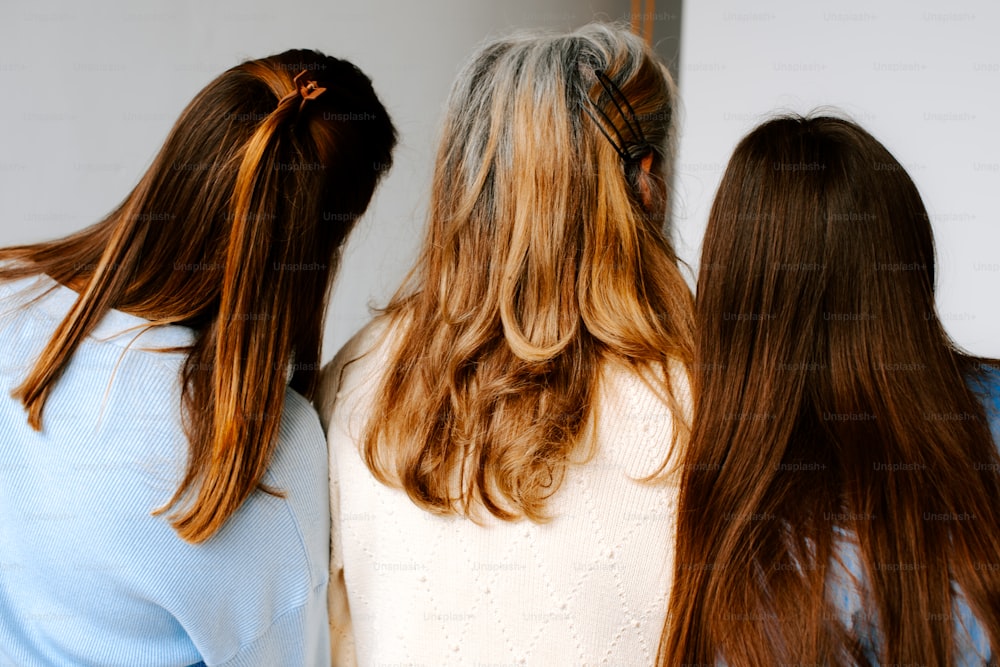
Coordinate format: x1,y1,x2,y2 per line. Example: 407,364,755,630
0,271,46,302
269,386,328,519
266,385,329,564
315,315,398,432
968,360,1000,442
176,386,329,664
269,386,329,534
968,358,1000,394
599,357,692,415
0,270,195,353
0,273,61,336
277,386,326,446
593,357,692,477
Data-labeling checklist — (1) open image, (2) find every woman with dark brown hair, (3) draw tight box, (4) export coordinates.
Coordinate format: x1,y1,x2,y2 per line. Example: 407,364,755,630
661,115,999,666
0,50,395,665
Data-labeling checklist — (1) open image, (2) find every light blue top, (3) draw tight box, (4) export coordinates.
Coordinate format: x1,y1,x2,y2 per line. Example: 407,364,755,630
827,365,1000,666
0,274,330,666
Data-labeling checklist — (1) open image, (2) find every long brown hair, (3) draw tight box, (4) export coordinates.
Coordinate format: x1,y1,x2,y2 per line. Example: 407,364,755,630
0,49,396,543
661,115,1000,665
359,23,695,521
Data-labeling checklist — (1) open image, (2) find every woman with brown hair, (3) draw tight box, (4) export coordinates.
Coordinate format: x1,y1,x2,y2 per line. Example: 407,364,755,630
0,50,395,665
661,115,999,666
318,23,694,664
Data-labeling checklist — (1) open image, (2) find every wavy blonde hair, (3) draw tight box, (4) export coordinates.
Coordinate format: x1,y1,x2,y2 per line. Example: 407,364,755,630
362,23,694,521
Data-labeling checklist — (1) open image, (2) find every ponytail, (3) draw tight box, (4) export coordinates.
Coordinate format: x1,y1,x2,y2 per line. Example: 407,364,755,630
162,80,311,540
2,50,396,543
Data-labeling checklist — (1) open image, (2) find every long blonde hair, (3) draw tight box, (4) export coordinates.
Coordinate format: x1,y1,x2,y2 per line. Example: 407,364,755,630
1,50,396,542
360,24,694,521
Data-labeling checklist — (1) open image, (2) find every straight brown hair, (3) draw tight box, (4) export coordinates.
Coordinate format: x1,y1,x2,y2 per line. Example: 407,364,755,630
0,49,396,543
359,24,695,521
661,115,1000,665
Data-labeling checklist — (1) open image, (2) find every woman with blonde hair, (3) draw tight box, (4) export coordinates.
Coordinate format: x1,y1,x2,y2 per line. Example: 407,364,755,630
660,115,999,666
0,50,395,665
319,23,694,664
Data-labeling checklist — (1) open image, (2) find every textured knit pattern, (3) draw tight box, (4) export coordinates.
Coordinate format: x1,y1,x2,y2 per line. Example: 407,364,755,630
0,274,330,667
317,318,690,666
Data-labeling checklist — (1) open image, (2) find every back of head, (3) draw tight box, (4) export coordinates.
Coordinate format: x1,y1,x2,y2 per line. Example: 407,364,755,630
362,23,694,521
108,48,396,334
662,115,1000,665
699,116,937,367
426,22,684,355
1,48,397,542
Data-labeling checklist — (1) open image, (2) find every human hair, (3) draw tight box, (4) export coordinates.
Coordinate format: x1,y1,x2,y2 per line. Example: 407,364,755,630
0,49,396,543
358,23,695,521
660,115,1000,665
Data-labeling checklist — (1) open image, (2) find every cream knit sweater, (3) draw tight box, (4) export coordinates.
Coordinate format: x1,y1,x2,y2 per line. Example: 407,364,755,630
316,318,689,666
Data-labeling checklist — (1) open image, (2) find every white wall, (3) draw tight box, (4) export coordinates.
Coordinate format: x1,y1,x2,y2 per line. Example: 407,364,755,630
9,1,990,358
0,0,629,361
674,0,1000,356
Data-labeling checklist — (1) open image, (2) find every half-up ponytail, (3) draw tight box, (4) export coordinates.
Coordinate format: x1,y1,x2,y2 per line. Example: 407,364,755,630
165,68,322,540
1,50,396,542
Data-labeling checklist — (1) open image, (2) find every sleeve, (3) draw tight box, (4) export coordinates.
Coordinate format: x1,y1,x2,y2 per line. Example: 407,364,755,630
214,593,330,667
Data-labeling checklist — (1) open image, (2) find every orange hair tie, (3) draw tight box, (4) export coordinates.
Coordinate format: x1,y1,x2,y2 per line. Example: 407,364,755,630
278,70,326,112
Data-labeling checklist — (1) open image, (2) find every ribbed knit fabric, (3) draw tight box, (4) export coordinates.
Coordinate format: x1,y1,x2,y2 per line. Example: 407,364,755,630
316,318,691,666
0,274,330,667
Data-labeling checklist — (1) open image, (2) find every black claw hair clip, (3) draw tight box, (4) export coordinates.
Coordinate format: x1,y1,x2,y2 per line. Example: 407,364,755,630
581,69,654,163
